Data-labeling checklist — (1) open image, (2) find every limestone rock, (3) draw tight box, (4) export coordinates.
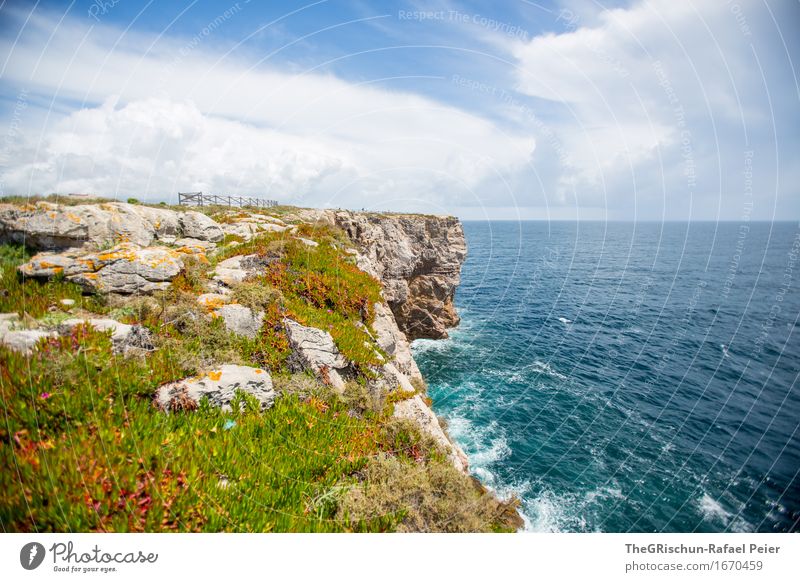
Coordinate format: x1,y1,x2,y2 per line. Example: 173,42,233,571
212,254,276,286
393,395,469,473
212,255,250,285
284,318,348,390
155,365,275,412
213,304,264,339
59,318,153,353
19,243,184,294
179,211,224,243
333,211,466,340
371,301,422,381
0,201,226,251
174,238,216,252
0,329,56,355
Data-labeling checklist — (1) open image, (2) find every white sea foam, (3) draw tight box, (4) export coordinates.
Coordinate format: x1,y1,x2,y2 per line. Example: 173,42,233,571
698,493,732,524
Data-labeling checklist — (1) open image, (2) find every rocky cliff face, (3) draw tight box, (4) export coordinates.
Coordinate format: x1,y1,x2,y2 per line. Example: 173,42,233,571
290,209,467,340
333,211,467,341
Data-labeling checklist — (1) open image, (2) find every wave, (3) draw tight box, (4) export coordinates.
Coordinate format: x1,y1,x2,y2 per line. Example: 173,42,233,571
507,360,568,382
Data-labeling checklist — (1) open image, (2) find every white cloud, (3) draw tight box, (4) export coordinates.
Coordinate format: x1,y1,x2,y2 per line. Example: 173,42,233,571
510,0,798,219
0,8,534,212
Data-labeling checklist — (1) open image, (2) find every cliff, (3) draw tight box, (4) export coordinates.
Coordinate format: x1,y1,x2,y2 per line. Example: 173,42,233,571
0,198,519,532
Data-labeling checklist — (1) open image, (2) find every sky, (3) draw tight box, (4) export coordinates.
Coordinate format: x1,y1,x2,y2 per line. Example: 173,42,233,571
0,0,797,220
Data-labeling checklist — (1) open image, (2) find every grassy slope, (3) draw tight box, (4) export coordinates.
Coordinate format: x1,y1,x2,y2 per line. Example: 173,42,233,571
0,217,519,533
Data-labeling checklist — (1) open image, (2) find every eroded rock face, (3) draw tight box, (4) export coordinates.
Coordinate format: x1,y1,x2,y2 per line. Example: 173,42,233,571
18,243,187,294
284,318,348,391
155,365,275,412
371,301,422,381
393,395,469,473
332,211,467,340
0,201,224,250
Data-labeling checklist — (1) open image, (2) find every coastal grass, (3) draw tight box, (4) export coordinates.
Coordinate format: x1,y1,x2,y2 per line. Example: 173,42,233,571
0,325,398,532
0,325,515,532
0,244,106,318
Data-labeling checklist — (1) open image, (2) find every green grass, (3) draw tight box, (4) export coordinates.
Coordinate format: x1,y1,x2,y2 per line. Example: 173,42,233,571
0,326,398,532
0,325,518,532
0,244,106,318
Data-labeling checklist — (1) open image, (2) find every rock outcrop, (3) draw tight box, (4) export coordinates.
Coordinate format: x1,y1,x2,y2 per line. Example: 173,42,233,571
155,365,275,412
18,242,190,294
214,304,264,339
332,212,467,340
0,201,223,250
393,395,470,472
284,318,349,391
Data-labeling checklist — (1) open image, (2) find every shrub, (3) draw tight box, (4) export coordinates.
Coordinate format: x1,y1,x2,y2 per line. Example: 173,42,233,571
338,453,522,533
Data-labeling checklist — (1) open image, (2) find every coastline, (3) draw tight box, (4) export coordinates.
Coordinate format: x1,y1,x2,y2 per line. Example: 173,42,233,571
0,197,521,532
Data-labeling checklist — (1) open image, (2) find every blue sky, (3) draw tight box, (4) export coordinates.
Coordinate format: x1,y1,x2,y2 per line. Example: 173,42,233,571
0,0,797,220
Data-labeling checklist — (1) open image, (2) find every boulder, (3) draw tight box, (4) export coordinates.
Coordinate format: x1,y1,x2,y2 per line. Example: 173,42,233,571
296,237,318,247
155,364,275,412
179,211,224,242
212,254,276,286
393,395,469,473
284,318,348,391
212,255,250,285
59,318,154,353
174,238,217,252
213,304,264,339
19,243,184,294
0,329,56,355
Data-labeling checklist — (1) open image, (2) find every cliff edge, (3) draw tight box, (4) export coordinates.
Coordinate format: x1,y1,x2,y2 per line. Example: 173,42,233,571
0,198,520,532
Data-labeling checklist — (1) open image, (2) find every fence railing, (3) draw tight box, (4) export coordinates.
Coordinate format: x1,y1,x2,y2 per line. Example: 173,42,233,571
177,192,278,209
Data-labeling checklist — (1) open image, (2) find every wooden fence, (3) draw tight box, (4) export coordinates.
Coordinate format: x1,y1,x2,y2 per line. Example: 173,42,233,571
177,192,278,209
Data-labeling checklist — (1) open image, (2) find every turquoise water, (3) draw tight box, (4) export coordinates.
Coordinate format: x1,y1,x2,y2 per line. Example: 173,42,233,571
413,221,799,532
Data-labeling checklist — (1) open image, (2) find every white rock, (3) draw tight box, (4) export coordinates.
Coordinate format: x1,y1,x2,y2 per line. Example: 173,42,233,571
296,237,319,247
179,211,224,242
0,329,56,355
393,395,469,473
155,364,275,412
212,255,249,285
58,317,154,353
213,304,264,339
19,243,184,295
59,298,76,307
284,318,348,391
371,302,423,381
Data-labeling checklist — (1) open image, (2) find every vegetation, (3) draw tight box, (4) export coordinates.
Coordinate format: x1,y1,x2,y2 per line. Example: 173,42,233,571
0,204,519,532
0,325,516,532
0,244,106,318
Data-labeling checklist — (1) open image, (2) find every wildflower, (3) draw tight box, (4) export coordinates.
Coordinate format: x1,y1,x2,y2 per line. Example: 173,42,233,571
40,392,51,400
223,420,236,430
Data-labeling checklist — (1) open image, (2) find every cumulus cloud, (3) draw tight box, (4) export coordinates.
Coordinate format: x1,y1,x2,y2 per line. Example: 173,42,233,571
0,8,533,212
510,0,799,219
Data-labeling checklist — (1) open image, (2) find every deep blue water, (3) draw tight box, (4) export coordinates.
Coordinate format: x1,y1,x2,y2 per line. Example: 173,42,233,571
413,221,800,532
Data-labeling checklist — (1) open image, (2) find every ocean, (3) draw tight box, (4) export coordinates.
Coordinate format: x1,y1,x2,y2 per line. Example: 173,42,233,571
413,221,800,532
